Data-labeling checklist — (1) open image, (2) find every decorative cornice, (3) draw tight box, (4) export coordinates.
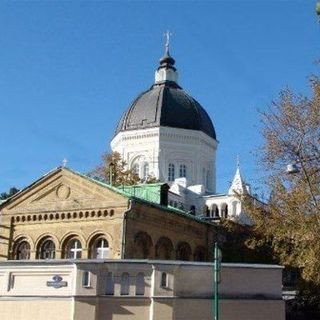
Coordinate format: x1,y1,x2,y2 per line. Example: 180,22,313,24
10,208,117,224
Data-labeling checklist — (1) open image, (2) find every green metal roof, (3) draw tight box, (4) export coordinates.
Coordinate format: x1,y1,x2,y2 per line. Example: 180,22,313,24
116,183,163,204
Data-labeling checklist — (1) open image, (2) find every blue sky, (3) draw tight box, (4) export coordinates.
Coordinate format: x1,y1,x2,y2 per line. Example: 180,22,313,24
0,1,319,197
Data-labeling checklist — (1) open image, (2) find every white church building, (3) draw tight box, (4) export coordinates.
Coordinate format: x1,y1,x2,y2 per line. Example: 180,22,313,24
111,41,251,224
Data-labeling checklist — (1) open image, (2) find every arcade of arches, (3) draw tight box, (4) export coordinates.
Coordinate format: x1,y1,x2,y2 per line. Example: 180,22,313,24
12,231,208,262
131,232,207,261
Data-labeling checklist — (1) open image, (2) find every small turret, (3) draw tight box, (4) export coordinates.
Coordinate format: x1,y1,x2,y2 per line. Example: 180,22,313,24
155,31,179,84
228,158,248,195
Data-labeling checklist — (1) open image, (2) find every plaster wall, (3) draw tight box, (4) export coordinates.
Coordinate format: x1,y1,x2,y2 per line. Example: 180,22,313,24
0,260,285,320
111,127,217,193
0,299,73,320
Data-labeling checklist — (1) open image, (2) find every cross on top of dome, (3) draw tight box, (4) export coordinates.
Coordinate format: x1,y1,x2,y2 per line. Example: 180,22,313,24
159,30,175,69
164,30,172,54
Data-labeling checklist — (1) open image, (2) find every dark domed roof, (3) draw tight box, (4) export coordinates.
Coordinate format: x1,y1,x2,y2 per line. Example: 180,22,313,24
114,81,216,139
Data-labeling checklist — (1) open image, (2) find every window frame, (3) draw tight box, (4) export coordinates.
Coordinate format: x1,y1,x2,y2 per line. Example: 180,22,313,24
14,239,31,260
93,238,109,259
179,164,187,178
168,163,175,182
65,238,82,259
39,238,56,259
82,271,91,288
160,272,168,288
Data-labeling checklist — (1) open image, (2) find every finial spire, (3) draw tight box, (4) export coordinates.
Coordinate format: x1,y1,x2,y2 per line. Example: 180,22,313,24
164,30,172,55
228,157,248,195
62,158,68,168
155,31,178,84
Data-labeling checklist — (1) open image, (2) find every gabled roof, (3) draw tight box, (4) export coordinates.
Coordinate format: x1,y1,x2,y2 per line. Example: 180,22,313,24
0,167,61,208
0,167,213,226
228,166,248,195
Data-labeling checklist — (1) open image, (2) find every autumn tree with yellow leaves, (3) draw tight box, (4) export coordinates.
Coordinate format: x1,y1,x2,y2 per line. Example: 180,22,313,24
243,76,320,318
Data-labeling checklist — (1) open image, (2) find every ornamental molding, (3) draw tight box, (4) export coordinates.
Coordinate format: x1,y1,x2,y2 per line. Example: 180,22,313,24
10,208,117,224
56,185,71,200
112,128,217,149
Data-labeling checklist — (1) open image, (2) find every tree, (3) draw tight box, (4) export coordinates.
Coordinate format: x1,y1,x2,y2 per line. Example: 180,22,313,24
243,76,320,317
89,151,158,186
89,151,140,186
0,187,19,200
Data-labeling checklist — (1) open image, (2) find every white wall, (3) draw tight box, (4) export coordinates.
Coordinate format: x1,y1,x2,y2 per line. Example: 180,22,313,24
111,127,218,193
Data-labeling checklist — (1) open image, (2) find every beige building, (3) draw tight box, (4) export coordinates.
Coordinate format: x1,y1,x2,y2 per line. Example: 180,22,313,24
0,259,285,320
0,166,216,262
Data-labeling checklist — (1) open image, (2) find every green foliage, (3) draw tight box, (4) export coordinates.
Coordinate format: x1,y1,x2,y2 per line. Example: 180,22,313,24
221,220,275,264
89,151,158,186
89,151,140,186
243,76,320,316
0,187,19,200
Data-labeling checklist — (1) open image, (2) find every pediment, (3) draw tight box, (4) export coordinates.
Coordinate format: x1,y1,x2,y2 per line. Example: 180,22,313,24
1,168,128,214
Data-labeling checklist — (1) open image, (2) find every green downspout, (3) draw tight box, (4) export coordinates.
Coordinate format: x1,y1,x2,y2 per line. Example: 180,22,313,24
213,242,221,320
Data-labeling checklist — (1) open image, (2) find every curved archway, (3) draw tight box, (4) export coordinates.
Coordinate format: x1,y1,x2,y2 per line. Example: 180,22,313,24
204,205,210,217
37,236,56,259
61,235,83,259
34,233,59,251
210,204,219,218
176,242,192,261
86,230,113,248
13,237,31,260
133,231,153,259
60,232,85,251
155,237,174,260
88,234,110,259
221,203,228,218
194,245,207,262
13,234,34,249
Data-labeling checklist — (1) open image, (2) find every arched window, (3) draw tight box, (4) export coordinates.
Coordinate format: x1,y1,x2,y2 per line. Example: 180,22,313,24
194,246,206,262
176,242,192,261
221,203,228,218
135,273,145,295
39,238,55,259
133,232,153,259
179,164,187,178
121,272,130,295
155,237,174,260
132,163,139,175
64,238,82,259
168,163,175,181
204,205,210,217
14,239,30,260
143,163,149,180
91,238,109,259
210,204,219,218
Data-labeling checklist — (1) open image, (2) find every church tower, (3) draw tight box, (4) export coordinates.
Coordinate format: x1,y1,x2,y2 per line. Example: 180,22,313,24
111,38,218,193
